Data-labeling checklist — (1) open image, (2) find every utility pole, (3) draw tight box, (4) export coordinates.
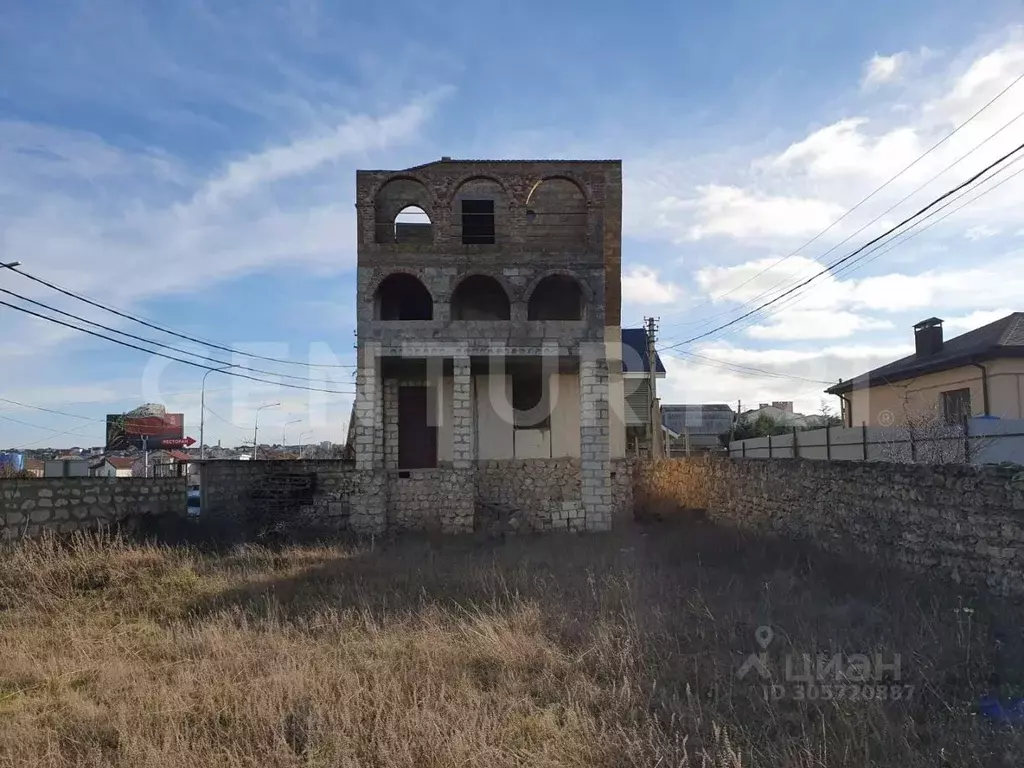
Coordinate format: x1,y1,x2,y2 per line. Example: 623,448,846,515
199,365,231,461
645,316,661,459
252,402,280,460
283,418,301,449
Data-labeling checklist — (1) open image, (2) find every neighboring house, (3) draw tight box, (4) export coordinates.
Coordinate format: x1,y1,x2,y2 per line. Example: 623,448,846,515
621,328,667,452
661,404,735,452
24,458,44,478
146,450,193,479
827,314,1024,426
90,457,136,478
737,404,827,430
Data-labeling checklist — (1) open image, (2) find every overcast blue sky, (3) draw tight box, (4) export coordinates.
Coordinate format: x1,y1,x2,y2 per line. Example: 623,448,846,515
2,0,1024,447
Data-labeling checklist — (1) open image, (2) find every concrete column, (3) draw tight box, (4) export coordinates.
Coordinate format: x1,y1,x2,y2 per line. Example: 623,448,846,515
452,357,474,468
383,378,399,469
580,356,612,531
354,349,383,471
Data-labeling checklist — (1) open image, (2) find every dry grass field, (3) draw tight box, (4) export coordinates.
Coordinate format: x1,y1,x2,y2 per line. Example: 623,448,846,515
1,520,1023,767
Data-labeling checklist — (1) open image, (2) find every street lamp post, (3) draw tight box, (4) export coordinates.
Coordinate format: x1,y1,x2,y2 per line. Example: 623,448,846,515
252,403,280,460
297,430,313,458
283,418,301,449
199,365,232,461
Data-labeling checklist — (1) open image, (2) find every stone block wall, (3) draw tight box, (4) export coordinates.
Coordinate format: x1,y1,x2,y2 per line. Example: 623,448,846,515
388,468,474,533
580,357,612,531
476,459,583,532
0,477,187,541
636,457,1024,596
200,460,378,535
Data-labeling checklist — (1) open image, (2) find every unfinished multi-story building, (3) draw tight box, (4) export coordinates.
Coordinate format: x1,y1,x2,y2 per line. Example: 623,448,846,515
349,158,634,534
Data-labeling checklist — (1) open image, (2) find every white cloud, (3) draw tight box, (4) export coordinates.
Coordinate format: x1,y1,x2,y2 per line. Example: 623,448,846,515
622,266,682,305
0,95,440,344
636,37,1024,251
863,52,910,88
767,118,922,180
693,251,1024,326
965,224,999,240
746,310,893,340
673,185,846,241
942,308,1015,331
194,93,446,208
658,342,914,415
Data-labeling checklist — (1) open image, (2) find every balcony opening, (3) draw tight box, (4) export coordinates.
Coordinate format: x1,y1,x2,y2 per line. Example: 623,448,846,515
461,199,495,244
392,206,433,244
451,275,511,320
375,273,433,321
512,368,550,429
527,274,585,321
525,177,588,248
374,177,431,244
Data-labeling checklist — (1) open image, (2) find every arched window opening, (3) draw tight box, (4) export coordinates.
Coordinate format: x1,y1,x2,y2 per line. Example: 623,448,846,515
525,178,588,248
452,177,508,245
374,177,431,244
392,206,433,244
451,275,511,320
528,275,585,321
375,273,433,321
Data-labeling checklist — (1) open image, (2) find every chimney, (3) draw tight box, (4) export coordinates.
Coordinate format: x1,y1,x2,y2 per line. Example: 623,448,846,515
913,317,944,357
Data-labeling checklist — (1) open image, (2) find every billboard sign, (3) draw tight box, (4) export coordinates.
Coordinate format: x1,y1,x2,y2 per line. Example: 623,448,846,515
106,413,184,451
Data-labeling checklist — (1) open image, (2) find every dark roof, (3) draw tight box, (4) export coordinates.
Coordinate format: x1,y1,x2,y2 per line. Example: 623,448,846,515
402,158,621,171
621,328,667,374
828,312,1024,394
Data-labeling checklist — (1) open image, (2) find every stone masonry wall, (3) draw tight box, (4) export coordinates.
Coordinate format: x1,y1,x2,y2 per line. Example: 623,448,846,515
0,477,186,541
636,457,1024,596
200,456,635,541
200,460,375,536
387,468,474,533
476,459,583,532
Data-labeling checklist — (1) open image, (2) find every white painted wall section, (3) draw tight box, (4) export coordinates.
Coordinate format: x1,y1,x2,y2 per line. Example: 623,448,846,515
476,373,514,459
549,371,581,458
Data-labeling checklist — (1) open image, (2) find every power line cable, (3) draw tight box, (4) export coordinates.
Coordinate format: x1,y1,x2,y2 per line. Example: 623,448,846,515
0,397,106,422
0,264,357,369
202,406,249,431
674,350,836,385
659,139,1024,352
0,287,351,386
648,74,1024,335
0,299,356,395
719,149,1024,337
11,424,105,450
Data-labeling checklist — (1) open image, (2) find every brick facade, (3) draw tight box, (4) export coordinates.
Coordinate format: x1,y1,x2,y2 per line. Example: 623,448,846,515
351,158,622,531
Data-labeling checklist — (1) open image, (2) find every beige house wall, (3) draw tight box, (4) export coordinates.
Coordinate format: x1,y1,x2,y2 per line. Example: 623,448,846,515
471,372,584,460
605,326,626,460
847,358,1024,425
475,374,514,460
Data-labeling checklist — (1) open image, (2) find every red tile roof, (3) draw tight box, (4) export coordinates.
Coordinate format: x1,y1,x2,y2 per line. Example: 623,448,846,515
165,451,192,462
106,457,137,470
